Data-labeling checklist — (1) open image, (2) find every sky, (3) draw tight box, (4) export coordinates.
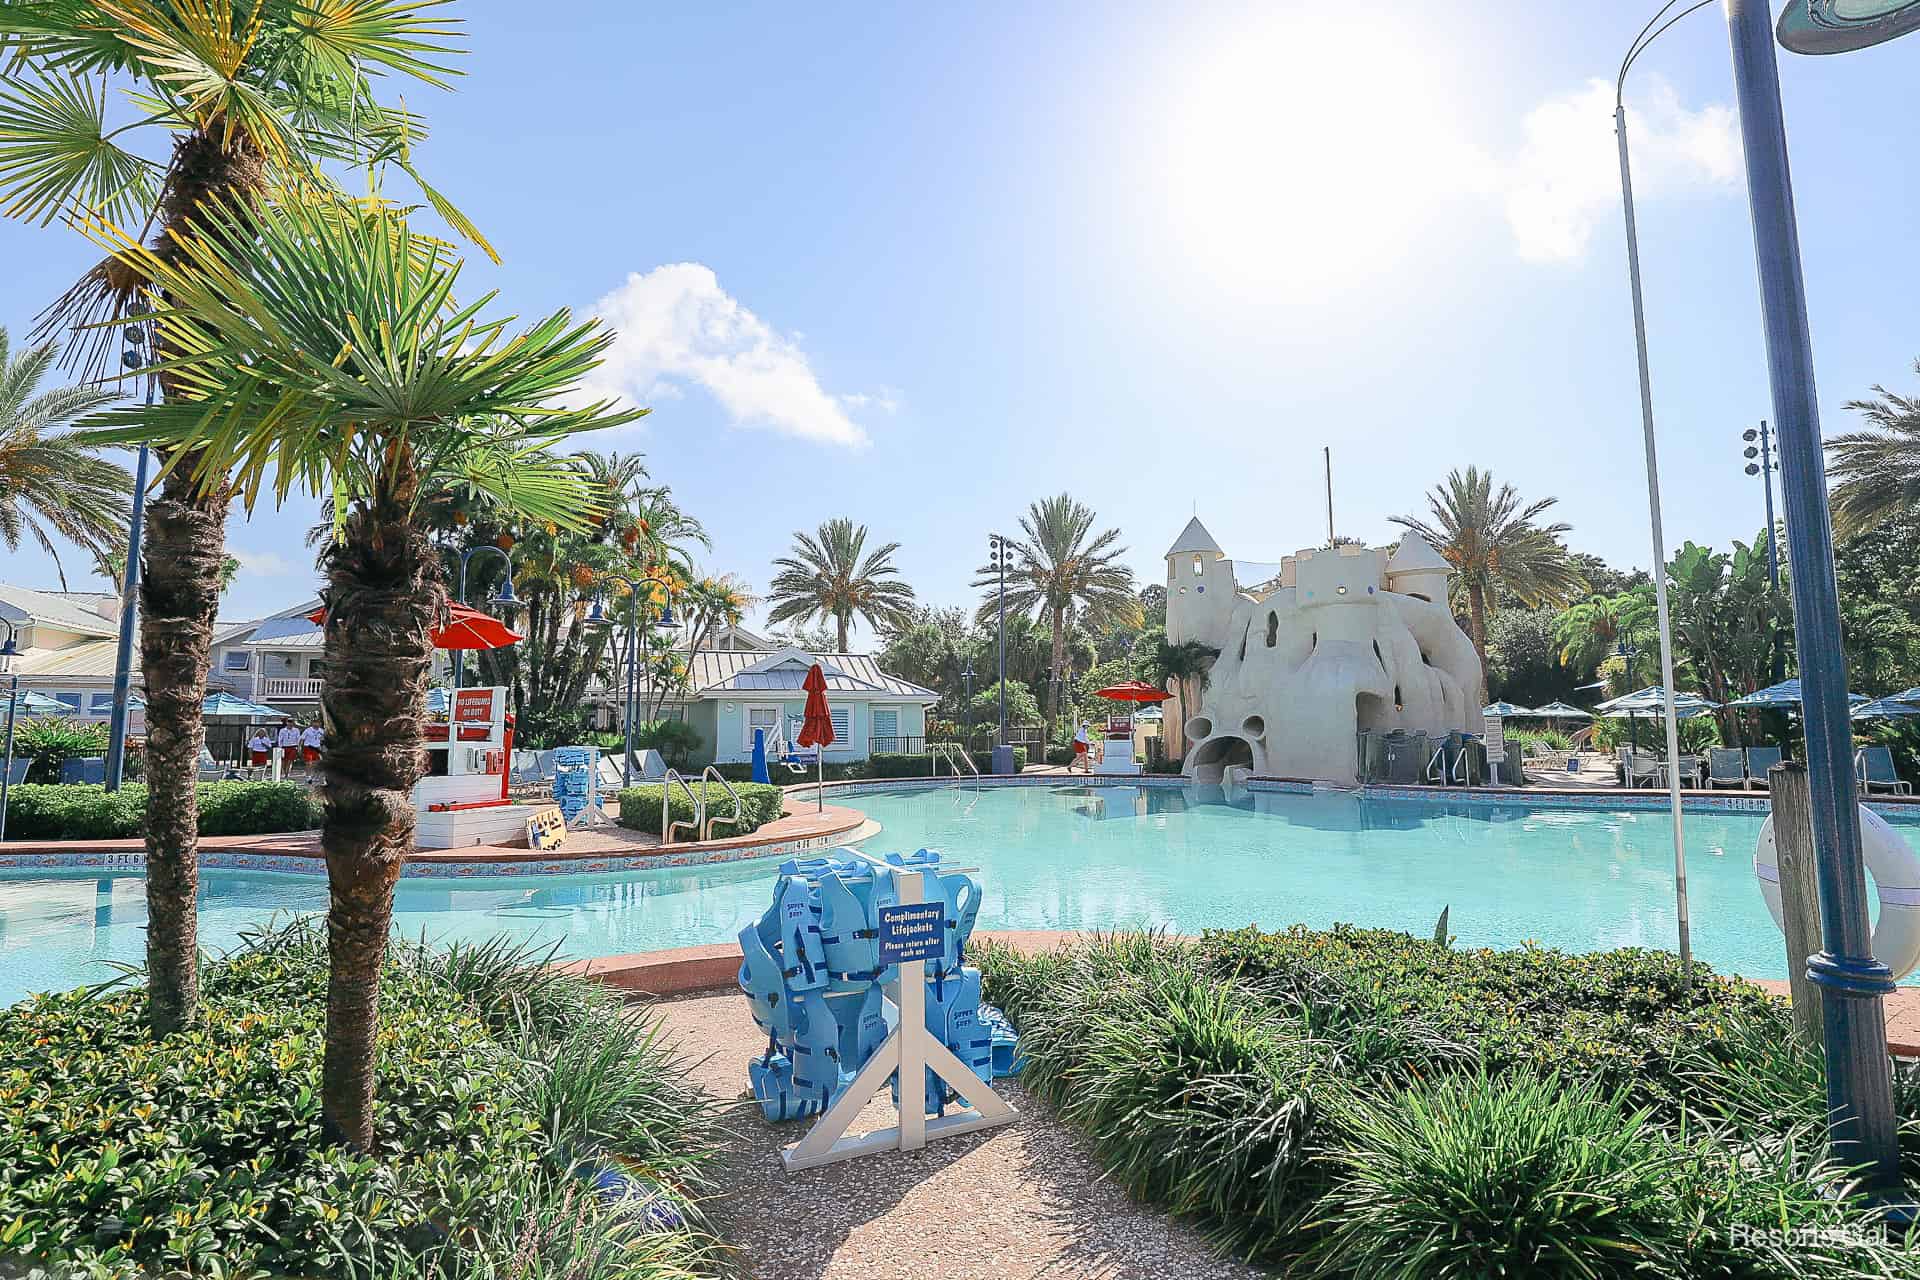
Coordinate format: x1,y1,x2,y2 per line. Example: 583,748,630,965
4,1,1919,644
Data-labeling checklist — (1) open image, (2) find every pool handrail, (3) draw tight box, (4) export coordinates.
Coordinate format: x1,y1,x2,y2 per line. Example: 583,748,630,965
699,765,747,840
661,768,704,843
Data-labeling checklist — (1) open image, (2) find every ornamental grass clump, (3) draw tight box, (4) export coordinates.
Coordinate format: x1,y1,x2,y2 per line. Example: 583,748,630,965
0,920,723,1280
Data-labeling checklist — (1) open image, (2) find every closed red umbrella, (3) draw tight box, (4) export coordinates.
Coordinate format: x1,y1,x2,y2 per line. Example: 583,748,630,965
1092,681,1173,704
307,603,521,651
797,663,834,811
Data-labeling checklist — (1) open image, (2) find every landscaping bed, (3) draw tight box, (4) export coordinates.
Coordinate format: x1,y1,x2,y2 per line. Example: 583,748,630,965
1,781,321,840
976,926,1920,1277
0,921,723,1278
616,781,785,842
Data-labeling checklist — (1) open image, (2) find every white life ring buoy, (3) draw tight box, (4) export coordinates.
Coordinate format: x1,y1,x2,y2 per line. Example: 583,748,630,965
1755,804,1920,981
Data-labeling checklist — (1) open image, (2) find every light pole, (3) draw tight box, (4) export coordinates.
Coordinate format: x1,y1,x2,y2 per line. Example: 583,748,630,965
1743,421,1787,684
105,321,157,791
1616,0,1709,993
586,579,674,785
452,545,517,690
960,658,975,751
1616,640,1642,752
1727,0,1915,1190
988,534,1011,747
1,619,19,841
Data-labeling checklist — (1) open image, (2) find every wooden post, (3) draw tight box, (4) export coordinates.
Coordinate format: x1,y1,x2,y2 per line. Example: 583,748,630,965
1770,761,1825,1051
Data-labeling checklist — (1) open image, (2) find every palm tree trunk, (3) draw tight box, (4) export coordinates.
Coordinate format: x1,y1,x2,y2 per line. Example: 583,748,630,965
318,481,442,1150
138,463,228,1036
836,611,850,653
1467,586,1490,704
1044,605,1066,745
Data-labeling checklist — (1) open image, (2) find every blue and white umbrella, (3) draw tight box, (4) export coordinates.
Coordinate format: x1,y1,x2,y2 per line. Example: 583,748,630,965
1481,701,1533,717
1727,677,1867,708
200,692,285,719
1526,700,1593,721
0,689,70,717
1597,686,1720,717
1854,698,1920,722
1885,687,1920,705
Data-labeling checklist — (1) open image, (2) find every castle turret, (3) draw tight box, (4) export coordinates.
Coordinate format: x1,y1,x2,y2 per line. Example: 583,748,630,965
1165,517,1235,648
1383,532,1453,605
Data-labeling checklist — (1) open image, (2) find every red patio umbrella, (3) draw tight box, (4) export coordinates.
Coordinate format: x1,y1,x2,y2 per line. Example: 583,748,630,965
1091,681,1173,703
306,603,521,651
797,663,834,811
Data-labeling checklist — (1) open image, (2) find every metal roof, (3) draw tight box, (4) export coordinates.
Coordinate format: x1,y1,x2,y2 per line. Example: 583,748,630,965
635,648,935,702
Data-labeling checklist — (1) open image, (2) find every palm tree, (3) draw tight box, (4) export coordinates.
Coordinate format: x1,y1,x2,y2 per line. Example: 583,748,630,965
1831,363,1920,539
0,330,127,588
767,518,916,652
80,198,642,1149
971,495,1139,745
1393,467,1587,695
1148,637,1218,758
0,0,483,1038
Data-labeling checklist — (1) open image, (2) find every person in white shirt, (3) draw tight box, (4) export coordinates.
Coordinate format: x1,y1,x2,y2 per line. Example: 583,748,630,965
301,722,323,766
276,722,301,771
247,731,271,767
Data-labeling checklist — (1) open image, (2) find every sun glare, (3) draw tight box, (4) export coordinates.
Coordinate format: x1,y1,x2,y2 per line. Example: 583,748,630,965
1156,15,1484,299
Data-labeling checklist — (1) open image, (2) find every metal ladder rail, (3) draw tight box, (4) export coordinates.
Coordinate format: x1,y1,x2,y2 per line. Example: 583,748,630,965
699,765,747,840
661,768,704,843
929,741,982,792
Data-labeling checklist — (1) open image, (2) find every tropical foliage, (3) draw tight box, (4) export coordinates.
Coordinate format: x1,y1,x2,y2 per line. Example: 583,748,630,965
1393,467,1586,689
979,928,1920,1275
972,494,1139,743
0,0,488,1041
0,921,721,1278
767,517,916,652
78,196,640,1149
0,780,317,839
1830,359,1920,540
0,329,127,588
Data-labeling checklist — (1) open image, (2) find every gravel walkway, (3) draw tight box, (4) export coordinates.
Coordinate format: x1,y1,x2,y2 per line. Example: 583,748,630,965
655,993,1268,1280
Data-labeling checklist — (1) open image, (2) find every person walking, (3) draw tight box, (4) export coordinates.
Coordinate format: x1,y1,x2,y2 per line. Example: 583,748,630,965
301,721,323,768
275,720,301,775
246,729,272,769
1071,721,1091,773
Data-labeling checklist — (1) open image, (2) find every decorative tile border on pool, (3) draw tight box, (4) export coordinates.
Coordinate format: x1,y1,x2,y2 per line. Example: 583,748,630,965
0,824,854,879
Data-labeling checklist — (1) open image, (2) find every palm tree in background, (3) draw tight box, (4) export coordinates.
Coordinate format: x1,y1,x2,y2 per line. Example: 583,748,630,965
81,198,641,1150
767,518,916,652
1830,363,1920,539
1393,467,1586,694
972,494,1140,745
0,330,127,589
1149,636,1219,758
0,0,484,1038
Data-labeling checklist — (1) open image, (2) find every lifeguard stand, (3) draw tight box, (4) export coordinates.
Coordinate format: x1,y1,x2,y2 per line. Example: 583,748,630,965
414,686,542,847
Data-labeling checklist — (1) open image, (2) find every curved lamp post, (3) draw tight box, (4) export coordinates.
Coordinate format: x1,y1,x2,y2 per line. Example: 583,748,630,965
1726,0,1919,1192
1614,0,1714,993
452,545,517,691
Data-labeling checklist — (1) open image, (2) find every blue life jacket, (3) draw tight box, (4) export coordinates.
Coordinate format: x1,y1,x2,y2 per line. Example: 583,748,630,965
938,872,982,971
979,1003,1025,1077
774,873,828,991
944,967,992,1083
748,1049,824,1122
787,990,843,1111
817,865,883,990
736,919,794,1041
834,985,889,1075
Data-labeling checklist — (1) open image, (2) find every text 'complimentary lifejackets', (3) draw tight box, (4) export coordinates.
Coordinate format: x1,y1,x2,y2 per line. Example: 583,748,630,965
877,902,946,965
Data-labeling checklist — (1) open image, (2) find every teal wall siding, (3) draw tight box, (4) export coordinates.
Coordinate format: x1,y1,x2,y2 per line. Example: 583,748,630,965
696,697,933,764
686,701,722,767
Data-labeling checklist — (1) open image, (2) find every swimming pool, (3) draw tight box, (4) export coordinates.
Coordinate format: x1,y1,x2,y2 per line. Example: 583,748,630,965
4,783,1916,1005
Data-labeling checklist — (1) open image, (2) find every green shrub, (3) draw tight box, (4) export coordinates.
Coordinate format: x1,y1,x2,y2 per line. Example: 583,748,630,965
977,929,1920,1273
10,715,109,783
0,782,319,840
616,780,784,840
0,922,721,1278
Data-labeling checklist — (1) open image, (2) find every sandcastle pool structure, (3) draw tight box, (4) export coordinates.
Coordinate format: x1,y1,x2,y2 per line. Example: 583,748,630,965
1164,518,1483,786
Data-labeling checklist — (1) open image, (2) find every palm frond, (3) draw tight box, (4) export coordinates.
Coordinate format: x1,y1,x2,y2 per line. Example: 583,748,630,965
0,70,160,224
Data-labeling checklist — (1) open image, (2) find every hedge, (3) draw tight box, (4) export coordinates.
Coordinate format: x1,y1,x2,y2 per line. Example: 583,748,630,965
616,780,786,841
0,782,320,841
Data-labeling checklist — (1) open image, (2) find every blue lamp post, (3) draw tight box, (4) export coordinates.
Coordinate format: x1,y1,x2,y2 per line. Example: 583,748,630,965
452,545,517,691
105,321,157,792
1726,0,1919,1190
586,578,674,785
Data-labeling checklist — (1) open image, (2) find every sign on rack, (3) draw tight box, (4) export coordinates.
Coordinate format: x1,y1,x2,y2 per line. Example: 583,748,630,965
453,687,496,724
877,902,945,965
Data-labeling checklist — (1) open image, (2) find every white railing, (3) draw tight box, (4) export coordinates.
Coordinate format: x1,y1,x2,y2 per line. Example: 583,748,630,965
258,677,322,700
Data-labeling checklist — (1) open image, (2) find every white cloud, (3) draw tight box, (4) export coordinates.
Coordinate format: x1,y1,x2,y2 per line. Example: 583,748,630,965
231,548,295,578
1502,76,1739,264
582,263,872,447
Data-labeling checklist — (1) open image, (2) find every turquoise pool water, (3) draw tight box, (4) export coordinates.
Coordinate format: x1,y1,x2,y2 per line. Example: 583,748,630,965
5,783,1917,1005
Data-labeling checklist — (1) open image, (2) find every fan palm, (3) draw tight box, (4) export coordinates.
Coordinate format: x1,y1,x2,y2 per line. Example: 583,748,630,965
1393,467,1586,695
767,517,916,652
0,329,127,588
971,494,1139,744
78,197,642,1149
0,0,485,1038
1830,363,1920,539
